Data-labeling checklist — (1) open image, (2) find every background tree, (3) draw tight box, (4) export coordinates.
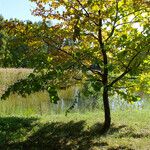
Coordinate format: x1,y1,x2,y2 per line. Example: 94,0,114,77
0,18,54,68
0,15,8,67
1,0,150,134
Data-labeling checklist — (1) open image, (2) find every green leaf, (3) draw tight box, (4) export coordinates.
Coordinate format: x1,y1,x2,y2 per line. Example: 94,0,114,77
47,86,60,104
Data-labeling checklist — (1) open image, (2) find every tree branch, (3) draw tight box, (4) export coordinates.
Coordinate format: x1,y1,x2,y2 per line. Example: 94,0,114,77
75,0,99,26
89,68,103,77
83,32,99,40
41,34,103,78
126,51,141,69
109,51,141,87
109,69,130,88
116,8,144,23
115,21,140,27
76,0,89,17
98,11,108,84
105,0,119,43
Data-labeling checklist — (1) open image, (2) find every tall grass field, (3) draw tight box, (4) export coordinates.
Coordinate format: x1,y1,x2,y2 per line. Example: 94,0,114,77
0,68,150,149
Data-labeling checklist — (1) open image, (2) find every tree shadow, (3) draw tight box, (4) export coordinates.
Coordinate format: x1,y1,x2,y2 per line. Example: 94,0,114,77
9,120,106,150
0,116,38,148
0,116,147,149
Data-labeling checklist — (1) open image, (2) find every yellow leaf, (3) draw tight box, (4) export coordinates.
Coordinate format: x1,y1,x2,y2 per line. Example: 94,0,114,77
42,0,49,2
92,5,99,11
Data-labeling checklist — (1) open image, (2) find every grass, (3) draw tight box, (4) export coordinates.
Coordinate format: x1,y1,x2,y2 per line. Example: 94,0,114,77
0,68,84,115
0,110,150,149
0,68,53,115
0,68,150,149
0,68,149,115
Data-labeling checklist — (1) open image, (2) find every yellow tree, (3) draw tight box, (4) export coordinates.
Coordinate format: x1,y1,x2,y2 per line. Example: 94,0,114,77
1,0,150,133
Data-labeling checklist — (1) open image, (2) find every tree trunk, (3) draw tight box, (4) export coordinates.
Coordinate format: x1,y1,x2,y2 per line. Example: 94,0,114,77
100,86,111,134
98,12,111,134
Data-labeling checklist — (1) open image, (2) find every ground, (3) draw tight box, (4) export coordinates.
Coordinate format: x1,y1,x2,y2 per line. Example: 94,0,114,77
0,68,150,149
0,110,149,150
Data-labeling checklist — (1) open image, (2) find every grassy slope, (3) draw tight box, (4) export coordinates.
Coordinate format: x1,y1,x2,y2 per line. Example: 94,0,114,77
0,110,150,150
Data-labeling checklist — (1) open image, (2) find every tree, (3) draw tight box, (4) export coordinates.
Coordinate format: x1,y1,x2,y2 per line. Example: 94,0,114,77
1,0,150,134
0,18,54,68
0,15,8,67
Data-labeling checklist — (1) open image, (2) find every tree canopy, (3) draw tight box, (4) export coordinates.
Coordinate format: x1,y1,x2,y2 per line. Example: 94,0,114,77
0,18,54,68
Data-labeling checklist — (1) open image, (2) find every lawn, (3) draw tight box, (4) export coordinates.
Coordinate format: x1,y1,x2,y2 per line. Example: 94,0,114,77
0,110,149,150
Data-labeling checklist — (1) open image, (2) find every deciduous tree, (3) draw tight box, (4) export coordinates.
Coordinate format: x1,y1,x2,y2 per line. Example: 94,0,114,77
1,0,150,133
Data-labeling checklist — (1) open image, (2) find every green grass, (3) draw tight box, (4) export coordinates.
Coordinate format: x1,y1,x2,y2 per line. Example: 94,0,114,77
0,68,149,116
0,68,55,115
0,68,84,115
0,110,150,150
0,68,150,149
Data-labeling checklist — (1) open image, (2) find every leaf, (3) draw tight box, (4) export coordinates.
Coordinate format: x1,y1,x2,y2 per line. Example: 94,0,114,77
47,86,60,104
92,5,99,11
91,81,102,92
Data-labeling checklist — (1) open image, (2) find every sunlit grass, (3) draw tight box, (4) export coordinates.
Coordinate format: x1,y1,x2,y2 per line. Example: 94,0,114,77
0,68,150,149
0,68,33,93
0,68,101,115
0,68,51,115
0,110,150,149
0,68,150,115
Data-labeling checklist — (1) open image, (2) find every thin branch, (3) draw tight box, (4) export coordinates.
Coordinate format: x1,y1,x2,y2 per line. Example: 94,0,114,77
109,69,130,88
113,85,135,89
60,45,104,78
115,21,140,27
109,51,141,87
90,68,103,77
41,35,103,78
126,51,141,69
116,8,144,23
105,0,119,42
59,47,103,77
83,32,99,40
76,0,89,17
75,0,99,26
111,76,137,80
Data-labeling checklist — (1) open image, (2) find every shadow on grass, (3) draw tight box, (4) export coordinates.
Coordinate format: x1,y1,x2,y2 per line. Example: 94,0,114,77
0,116,38,147
0,116,148,149
0,119,105,150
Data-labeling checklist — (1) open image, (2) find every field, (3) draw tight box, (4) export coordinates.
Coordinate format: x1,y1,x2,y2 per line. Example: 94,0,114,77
0,68,150,149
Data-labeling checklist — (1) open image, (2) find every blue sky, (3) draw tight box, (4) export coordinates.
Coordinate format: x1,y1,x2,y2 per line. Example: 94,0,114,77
0,0,42,22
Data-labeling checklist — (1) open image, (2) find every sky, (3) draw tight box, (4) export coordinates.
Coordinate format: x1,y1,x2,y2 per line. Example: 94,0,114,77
0,0,143,30
0,0,42,22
